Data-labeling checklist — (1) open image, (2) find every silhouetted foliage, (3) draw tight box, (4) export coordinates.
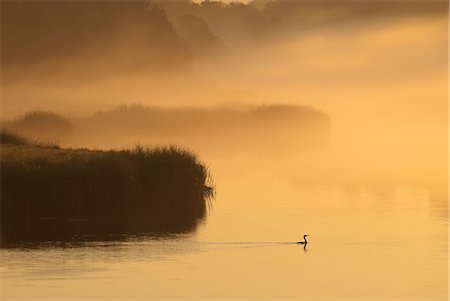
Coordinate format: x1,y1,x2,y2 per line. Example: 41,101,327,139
0,139,213,245
176,14,226,55
1,1,190,71
0,131,30,146
157,0,263,44
158,0,446,43
69,104,331,154
1,0,445,79
2,111,74,144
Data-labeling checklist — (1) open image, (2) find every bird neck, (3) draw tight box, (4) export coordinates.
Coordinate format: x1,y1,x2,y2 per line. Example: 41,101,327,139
303,236,308,243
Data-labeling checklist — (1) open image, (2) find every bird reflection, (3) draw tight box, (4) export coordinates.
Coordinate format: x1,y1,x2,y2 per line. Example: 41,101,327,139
297,234,308,252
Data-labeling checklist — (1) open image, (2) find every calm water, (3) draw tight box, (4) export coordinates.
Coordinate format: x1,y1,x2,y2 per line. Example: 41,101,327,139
0,157,447,300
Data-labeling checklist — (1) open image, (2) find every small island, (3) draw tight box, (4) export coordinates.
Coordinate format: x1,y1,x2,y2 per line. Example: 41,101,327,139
0,131,213,245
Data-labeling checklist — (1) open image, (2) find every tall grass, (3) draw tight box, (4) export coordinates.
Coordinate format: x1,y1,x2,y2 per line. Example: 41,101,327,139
2,111,74,145
0,130,59,148
0,131,30,146
0,132,213,244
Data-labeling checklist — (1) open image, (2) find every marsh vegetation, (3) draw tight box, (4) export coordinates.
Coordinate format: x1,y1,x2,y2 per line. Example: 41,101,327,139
0,131,213,244
2,105,330,155
0,0,447,299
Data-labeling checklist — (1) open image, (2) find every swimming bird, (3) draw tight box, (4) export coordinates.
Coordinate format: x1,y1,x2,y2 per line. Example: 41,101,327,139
297,234,309,244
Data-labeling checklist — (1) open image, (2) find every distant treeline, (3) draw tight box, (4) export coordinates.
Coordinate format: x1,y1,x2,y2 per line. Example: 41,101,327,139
2,105,331,154
158,0,447,43
1,0,445,72
0,131,213,245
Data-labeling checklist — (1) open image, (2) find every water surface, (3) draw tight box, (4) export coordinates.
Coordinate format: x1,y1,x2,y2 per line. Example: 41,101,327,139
1,158,447,300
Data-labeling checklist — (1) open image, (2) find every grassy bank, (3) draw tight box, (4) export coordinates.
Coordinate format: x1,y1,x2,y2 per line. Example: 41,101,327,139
0,132,213,244
2,105,330,155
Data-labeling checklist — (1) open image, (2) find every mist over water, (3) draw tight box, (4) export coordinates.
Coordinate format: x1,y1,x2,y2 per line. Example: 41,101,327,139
0,0,447,299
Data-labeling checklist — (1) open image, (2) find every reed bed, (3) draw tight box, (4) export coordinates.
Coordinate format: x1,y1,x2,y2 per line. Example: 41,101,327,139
0,131,213,244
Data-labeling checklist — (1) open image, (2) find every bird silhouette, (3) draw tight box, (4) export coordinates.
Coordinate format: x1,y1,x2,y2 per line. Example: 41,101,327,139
297,234,308,245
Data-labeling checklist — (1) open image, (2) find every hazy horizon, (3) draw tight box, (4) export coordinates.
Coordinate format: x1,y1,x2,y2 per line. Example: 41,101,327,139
0,0,447,299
